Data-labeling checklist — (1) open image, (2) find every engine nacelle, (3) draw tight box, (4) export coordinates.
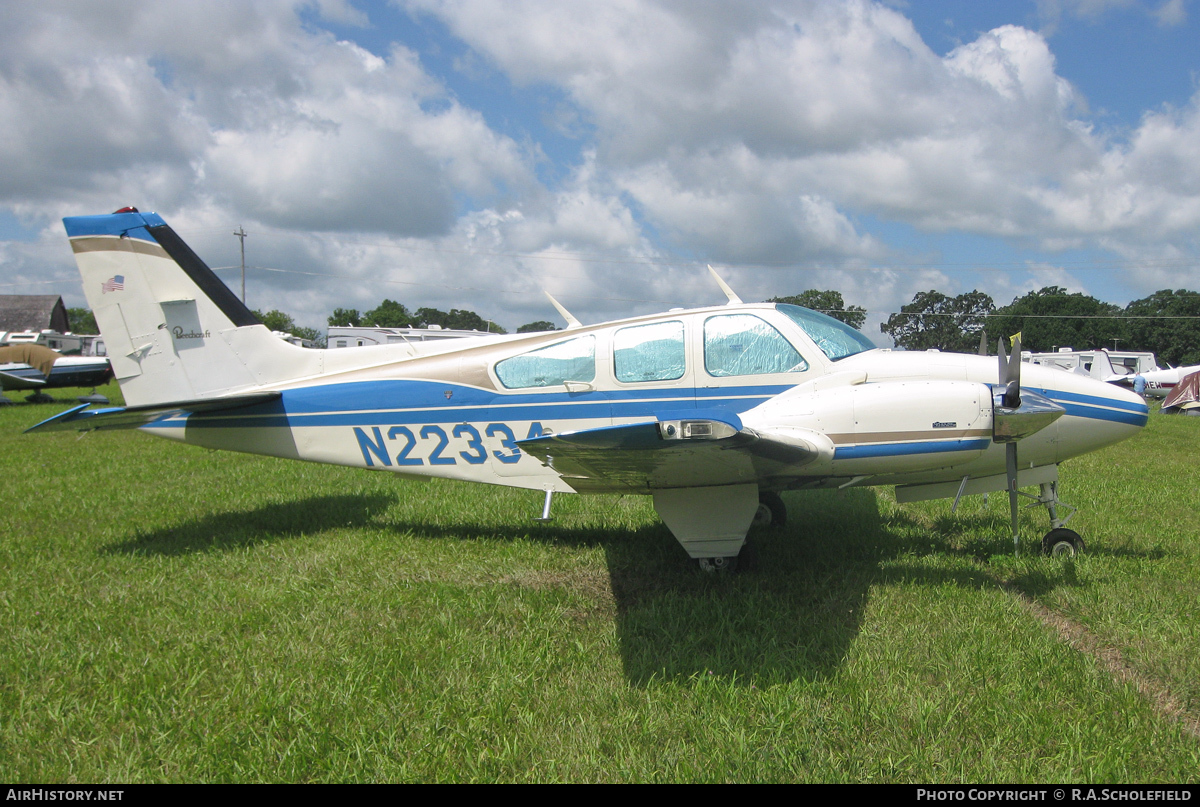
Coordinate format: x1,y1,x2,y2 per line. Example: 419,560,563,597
743,379,994,476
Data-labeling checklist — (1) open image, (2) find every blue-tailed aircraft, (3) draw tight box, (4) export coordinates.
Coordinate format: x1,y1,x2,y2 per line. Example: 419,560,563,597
27,209,1149,568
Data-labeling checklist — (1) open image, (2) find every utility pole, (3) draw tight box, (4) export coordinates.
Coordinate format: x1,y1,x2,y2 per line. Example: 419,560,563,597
233,226,247,303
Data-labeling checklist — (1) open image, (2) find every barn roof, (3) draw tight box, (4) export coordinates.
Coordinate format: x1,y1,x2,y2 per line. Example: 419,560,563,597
0,295,70,333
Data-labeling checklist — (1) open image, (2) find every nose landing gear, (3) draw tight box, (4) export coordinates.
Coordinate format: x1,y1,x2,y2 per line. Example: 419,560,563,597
1032,480,1084,557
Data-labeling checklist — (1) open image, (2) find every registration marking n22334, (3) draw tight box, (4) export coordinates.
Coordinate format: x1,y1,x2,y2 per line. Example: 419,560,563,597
353,422,545,467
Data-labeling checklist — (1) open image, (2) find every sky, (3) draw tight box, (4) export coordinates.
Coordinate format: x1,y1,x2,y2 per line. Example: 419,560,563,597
1,0,1198,341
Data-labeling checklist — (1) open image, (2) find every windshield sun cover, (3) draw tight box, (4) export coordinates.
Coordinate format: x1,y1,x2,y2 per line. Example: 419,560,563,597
776,304,876,362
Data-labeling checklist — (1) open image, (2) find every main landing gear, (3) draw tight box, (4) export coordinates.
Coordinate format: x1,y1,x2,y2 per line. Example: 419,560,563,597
1028,480,1085,557
752,491,787,529
698,492,786,573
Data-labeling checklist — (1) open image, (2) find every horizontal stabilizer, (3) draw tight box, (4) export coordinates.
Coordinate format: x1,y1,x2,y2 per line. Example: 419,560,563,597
0,369,47,390
25,392,282,434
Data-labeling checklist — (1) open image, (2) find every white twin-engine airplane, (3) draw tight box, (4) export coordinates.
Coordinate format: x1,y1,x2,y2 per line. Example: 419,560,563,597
29,209,1149,569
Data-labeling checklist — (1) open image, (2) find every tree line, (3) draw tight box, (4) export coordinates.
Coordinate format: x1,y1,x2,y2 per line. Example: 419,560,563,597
327,301,556,334
881,287,1200,366
66,286,1200,366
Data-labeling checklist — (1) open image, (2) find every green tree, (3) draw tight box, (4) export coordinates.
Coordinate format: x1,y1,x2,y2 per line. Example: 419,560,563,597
328,308,362,327
517,321,558,333
253,308,296,333
1124,289,1200,366
415,307,506,333
290,325,324,347
251,309,323,346
768,290,867,330
987,286,1127,353
881,290,994,352
66,307,98,334
363,299,415,328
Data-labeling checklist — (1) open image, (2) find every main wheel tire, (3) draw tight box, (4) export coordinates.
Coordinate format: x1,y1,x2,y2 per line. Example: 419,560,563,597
1042,528,1085,557
753,492,787,528
698,555,739,574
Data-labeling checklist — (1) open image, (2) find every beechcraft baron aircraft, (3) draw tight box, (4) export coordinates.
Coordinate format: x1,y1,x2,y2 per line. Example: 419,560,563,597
27,209,1149,568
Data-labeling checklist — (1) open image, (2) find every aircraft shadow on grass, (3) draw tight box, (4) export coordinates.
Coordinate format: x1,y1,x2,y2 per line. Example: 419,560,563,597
98,484,1164,688
101,493,396,557
381,486,1104,686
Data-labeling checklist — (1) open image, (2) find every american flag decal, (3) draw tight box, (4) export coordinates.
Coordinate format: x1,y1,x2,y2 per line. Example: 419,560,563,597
101,275,125,293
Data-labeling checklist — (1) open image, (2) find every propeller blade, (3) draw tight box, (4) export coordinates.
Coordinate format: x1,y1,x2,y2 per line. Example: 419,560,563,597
1006,335,1022,385
998,335,1022,409
1007,442,1020,554
978,329,988,356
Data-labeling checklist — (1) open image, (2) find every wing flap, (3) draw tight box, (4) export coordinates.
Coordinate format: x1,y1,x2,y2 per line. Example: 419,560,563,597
24,391,282,433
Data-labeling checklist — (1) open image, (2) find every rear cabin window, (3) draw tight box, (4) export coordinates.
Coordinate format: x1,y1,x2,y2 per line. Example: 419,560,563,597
704,314,807,377
495,335,596,389
614,321,685,383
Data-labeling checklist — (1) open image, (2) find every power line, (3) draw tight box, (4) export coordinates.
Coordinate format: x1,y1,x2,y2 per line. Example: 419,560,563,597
203,226,1200,273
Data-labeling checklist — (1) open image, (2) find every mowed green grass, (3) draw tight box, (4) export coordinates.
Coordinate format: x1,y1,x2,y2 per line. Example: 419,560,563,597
1,384,1198,782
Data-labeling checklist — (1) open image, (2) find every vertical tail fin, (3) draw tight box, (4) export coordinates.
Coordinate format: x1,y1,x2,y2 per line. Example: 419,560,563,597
1089,349,1119,381
64,210,321,406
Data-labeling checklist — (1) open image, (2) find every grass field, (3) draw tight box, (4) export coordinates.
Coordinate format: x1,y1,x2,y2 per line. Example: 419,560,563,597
2,383,1198,782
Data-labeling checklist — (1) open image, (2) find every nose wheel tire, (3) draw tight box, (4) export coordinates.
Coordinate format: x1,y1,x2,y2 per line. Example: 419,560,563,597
1042,528,1085,557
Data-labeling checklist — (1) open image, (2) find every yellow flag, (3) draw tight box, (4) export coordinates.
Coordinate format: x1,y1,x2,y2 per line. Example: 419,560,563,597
1009,332,1022,348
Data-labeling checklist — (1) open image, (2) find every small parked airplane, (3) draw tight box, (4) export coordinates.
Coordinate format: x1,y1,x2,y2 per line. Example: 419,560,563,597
0,343,113,403
1088,349,1200,398
27,209,1149,567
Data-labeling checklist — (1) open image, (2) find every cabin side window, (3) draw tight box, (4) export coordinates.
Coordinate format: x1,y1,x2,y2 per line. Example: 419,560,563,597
703,314,807,377
614,321,685,383
495,335,596,389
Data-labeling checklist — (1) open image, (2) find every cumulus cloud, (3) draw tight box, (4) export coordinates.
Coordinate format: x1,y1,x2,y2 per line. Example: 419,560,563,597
407,0,1200,292
0,1,534,235
4,0,1200,334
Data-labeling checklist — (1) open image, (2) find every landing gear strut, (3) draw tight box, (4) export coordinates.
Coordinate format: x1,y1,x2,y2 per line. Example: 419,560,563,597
1028,480,1084,557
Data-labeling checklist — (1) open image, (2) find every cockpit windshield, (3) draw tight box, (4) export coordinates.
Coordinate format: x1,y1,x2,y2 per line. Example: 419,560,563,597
776,304,876,361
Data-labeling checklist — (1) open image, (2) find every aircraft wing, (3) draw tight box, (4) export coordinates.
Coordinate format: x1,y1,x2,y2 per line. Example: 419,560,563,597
24,392,282,433
0,368,47,390
517,410,830,492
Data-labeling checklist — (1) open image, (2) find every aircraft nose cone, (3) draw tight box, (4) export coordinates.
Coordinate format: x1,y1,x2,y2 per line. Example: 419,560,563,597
1049,373,1148,461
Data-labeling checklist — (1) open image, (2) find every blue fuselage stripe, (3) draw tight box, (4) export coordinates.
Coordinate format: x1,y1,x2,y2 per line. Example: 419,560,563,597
140,379,1148,435
1032,387,1148,427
